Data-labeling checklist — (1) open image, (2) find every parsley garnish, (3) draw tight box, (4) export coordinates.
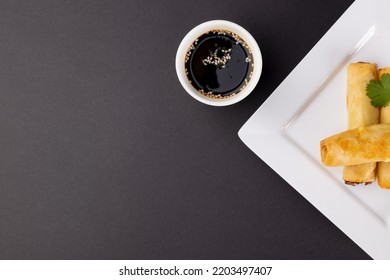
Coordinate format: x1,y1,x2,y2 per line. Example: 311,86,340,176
366,73,390,108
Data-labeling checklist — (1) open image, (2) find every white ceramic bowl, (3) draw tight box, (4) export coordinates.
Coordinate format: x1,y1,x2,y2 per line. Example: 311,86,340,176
175,20,262,106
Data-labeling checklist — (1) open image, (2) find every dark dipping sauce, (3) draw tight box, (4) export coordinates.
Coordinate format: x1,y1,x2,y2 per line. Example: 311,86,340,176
185,29,253,99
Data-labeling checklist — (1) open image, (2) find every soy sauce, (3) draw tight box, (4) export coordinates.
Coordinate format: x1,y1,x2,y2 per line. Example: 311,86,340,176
185,30,253,99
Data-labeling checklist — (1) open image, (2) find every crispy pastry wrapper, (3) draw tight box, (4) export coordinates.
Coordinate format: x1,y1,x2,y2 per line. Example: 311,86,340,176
343,62,379,183
321,124,390,167
378,68,390,188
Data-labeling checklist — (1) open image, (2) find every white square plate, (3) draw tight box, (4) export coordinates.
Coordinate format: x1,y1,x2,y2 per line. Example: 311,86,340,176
238,0,390,259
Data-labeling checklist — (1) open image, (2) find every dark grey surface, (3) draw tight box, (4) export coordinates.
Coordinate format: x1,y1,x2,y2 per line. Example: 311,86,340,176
0,0,369,259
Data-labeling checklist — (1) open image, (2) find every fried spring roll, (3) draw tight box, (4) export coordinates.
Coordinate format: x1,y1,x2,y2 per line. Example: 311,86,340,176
343,63,379,184
378,68,390,188
321,124,390,167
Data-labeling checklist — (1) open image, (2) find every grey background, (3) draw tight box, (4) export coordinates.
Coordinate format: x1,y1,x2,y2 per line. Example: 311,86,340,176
0,0,369,259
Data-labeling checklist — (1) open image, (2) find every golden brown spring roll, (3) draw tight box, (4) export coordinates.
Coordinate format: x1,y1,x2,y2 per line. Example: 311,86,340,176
378,68,390,188
343,63,379,184
321,124,390,167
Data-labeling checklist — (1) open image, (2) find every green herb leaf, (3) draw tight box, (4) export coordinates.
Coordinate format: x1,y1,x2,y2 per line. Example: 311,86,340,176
366,73,390,108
